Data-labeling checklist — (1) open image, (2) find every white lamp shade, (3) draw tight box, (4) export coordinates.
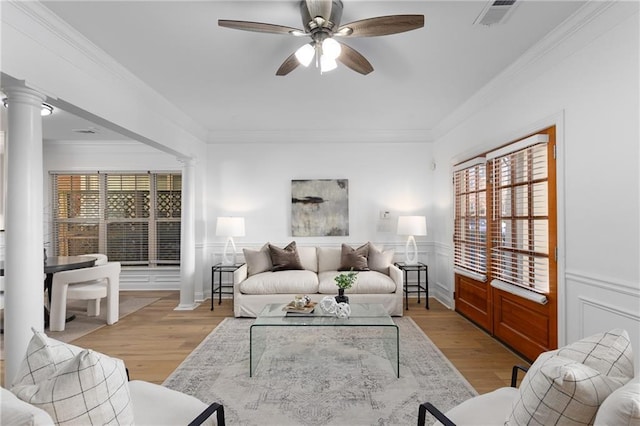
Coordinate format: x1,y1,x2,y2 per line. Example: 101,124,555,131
215,217,245,237
397,216,427,236
322,38,341,60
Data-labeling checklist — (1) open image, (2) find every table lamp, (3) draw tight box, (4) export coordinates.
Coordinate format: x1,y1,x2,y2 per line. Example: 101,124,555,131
216,217,245,265
397,215,427,265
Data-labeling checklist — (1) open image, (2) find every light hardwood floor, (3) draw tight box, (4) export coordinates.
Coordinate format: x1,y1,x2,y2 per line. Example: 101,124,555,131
2,291,528,394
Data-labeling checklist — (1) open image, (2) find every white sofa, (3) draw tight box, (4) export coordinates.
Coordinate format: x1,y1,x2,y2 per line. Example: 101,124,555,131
233,243,404,317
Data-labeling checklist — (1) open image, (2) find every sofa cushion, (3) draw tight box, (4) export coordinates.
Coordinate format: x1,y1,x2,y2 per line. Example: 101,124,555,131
339,243,370,271
243,244,272,276
239,270,319,294
368,244,394,274
440,387,519,426
129,380,215,426
269,241,304,271
1,387,54,426
12,349,134,426
12,328,83,388
297,246,318,272
317,247,342,272
507,352,624,426
594,378,640,426
318,271,396,294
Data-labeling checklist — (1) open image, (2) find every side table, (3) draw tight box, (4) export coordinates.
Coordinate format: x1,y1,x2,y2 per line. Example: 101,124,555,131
394,262,429,310
211,263,243,310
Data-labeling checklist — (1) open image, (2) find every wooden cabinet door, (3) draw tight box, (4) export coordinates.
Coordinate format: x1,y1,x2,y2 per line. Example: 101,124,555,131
455,274,492,331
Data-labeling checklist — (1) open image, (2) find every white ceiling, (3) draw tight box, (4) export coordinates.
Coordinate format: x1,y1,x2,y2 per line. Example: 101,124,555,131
40,0,586,143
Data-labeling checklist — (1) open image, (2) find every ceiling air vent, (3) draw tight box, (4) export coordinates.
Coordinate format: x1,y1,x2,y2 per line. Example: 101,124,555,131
72,127,99,134
474,0,518,26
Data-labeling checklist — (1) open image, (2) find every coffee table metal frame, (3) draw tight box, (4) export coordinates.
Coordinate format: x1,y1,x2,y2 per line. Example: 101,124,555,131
250,303,399,378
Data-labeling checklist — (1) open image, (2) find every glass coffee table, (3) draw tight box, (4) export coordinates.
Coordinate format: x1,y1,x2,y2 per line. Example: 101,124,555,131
250,303,399,377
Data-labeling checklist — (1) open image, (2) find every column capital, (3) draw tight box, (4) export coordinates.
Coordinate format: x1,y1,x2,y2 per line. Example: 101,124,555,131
2,85,46,107
177,156,196,167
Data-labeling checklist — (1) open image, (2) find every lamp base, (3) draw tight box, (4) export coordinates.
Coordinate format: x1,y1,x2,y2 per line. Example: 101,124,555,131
221,237,237,265
404,235,419,265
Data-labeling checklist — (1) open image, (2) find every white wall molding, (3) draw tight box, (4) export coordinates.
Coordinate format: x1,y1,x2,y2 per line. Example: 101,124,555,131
566,270,640,297
578,296,640,325
2,1,208,156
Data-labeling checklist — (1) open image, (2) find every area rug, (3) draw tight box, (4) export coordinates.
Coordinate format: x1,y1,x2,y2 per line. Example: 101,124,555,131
163,317,477,425
0,294,160,359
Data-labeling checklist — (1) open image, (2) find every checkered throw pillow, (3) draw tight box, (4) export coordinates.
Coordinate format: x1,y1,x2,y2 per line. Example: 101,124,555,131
507,352,623,425
11,328,83,388
556,328,634,381
12,349,134,425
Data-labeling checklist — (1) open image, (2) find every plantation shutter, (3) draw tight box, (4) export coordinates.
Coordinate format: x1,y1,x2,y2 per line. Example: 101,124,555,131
51,171,181,266
51,174,101,255
453,157,488,280
105,174,150,265
154,173,181,265
488,134,550,293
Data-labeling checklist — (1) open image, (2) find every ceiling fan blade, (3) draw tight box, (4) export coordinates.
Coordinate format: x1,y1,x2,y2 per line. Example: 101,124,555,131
218,20,302,35
276,52,301,76
337,15,424,37
337,42,374,75
305,0,332,19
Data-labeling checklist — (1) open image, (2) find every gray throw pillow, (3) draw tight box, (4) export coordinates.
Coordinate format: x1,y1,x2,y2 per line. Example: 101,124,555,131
243,244,272,276
269,241,304,271
339,243,370,271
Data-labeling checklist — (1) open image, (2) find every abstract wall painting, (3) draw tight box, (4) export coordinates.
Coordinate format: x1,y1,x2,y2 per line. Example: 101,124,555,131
291,179,349,236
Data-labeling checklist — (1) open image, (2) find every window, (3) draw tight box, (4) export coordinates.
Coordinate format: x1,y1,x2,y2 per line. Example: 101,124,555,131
51,172,181,266
488,136,550,293
453,158,487,279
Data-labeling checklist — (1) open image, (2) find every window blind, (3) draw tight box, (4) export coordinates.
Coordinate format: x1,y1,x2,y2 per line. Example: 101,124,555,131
51,172,181,266
489,141,549,293
453,159,487,278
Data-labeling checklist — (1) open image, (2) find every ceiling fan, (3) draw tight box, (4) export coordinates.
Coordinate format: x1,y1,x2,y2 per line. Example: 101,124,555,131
219,0,424,76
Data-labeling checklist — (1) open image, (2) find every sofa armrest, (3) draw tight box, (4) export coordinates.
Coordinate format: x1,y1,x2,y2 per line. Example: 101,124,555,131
418,402,456,426
233,264,247,285
388,263,403,291
188,402,225,426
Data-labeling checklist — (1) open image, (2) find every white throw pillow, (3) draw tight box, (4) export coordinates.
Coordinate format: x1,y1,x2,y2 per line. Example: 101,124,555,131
13,349,134,426
595,379,640,426
11,328,83,388
507,352,623,426
555,328,634,382
368,243,394,274
243,244,272,276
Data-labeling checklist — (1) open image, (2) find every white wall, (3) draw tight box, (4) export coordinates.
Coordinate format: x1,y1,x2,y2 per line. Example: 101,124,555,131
205,140,435,266
431,2,639,370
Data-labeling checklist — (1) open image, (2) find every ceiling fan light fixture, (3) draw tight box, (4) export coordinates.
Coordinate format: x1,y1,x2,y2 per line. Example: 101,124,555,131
320,55,338,73
295,43,315,67
322,37,341,60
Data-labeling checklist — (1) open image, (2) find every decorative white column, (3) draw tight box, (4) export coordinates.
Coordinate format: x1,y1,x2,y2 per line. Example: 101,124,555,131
3,86,46,382
175,157,197,310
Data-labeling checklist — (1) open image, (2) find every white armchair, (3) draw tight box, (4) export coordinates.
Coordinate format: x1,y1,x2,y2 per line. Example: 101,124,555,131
49,260,121,331
418,329,637,426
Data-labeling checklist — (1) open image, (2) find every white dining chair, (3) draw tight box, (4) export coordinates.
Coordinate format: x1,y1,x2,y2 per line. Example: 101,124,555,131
49,258,121,332
66,253,108,317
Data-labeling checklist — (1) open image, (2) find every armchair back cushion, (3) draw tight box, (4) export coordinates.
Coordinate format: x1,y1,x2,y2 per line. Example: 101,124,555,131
594,379,640,426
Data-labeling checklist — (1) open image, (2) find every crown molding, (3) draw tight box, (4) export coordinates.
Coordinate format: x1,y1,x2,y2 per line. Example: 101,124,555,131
207,128,434,144
4,0,209,143
432,0,628,141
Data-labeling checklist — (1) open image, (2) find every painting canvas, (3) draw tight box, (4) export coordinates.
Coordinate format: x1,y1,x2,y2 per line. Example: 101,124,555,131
291,179,348,236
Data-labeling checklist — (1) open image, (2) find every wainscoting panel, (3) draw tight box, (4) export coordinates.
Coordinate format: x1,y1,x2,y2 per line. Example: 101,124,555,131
120,268,180,291
565,271,640,374
434,244,453,308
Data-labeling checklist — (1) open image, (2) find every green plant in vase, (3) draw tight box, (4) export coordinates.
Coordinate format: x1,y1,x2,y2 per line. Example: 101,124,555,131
334,268,358,304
